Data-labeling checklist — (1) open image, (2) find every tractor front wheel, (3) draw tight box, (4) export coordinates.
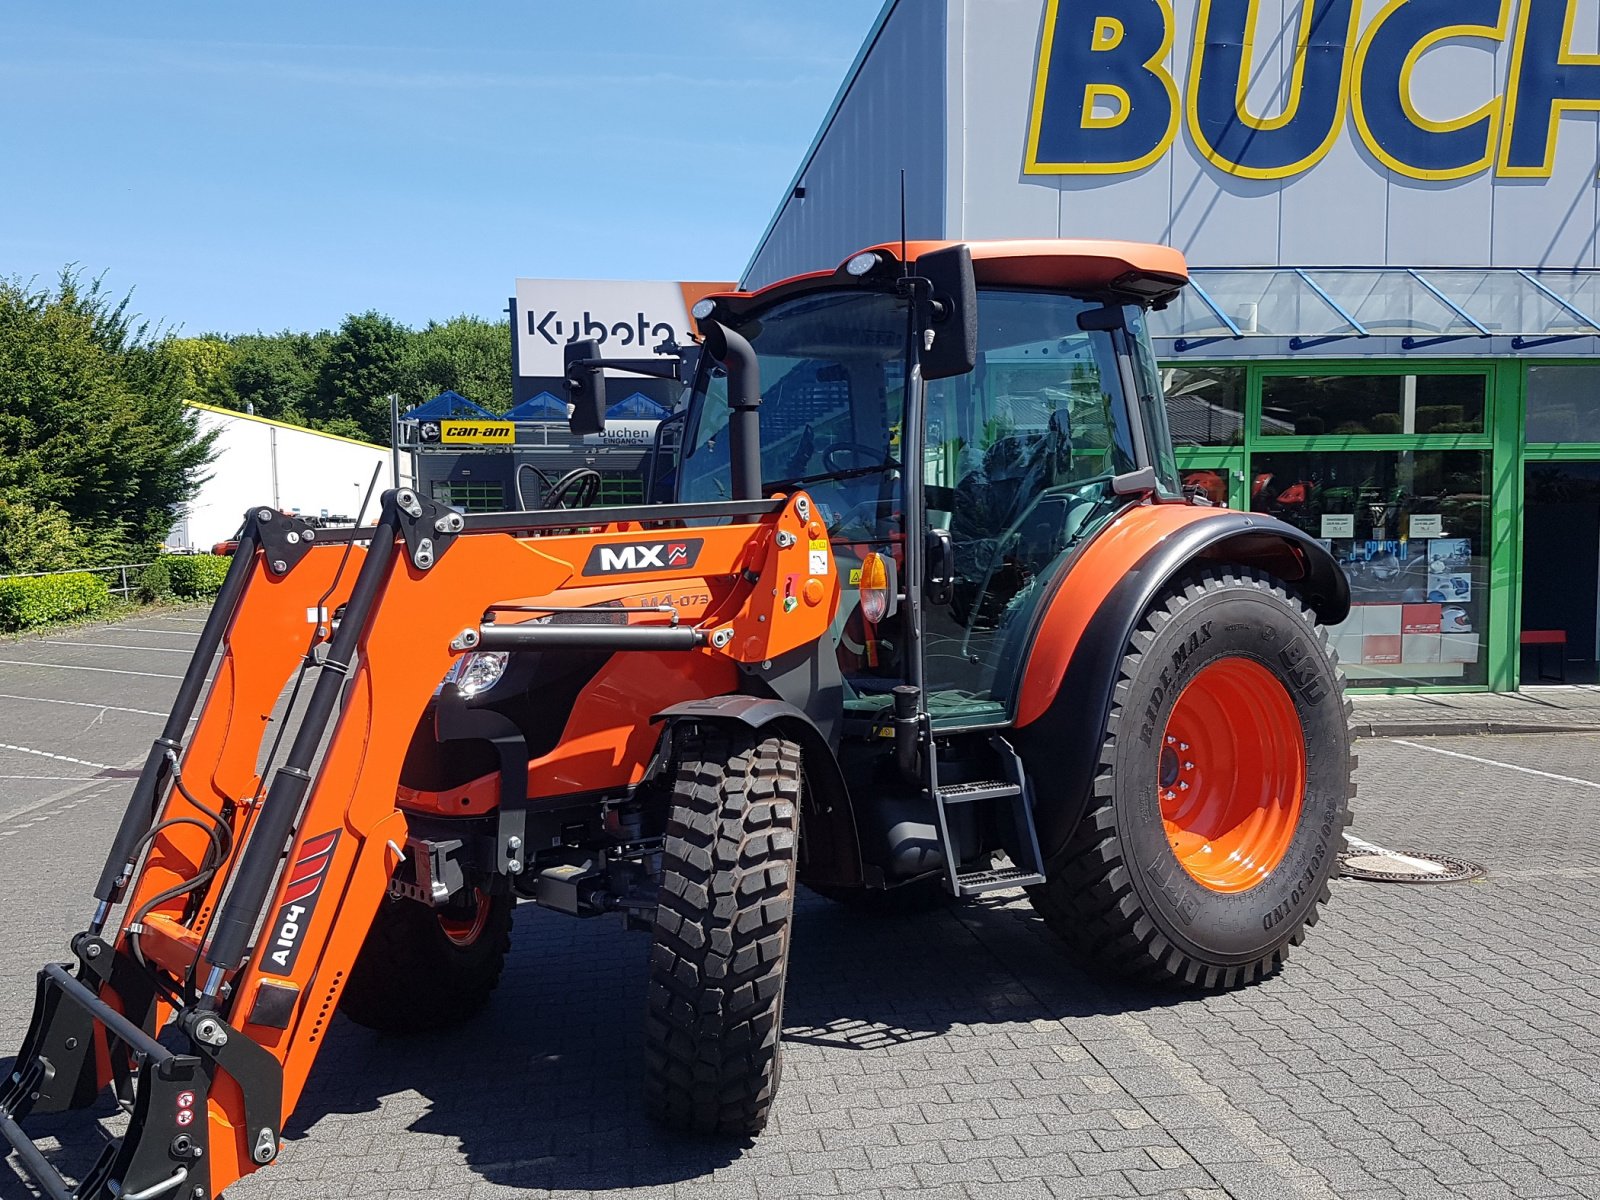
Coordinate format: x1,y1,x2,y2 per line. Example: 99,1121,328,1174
1029,568,1353,989
644,726,801,1136
340,888,513,1034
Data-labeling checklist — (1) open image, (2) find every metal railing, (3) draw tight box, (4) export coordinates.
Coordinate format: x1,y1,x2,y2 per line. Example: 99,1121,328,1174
0,563,154,599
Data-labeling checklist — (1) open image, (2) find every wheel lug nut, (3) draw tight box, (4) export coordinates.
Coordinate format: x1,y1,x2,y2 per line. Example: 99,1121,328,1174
1179,743,1190,752
1178,782,1190,791
1184,761,1195,771
1166,736,1176,745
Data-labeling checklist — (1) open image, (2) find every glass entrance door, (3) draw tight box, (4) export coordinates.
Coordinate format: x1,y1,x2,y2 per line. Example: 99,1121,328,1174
1521,461,1600,685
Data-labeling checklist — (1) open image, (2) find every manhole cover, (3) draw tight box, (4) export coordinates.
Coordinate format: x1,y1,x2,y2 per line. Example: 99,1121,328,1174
1339,850,1484,884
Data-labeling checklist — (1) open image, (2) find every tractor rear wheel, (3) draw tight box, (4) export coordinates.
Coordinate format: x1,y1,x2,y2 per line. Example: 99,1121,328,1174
1029,568,1353,989
340,888,513,1034
644,726,801,1136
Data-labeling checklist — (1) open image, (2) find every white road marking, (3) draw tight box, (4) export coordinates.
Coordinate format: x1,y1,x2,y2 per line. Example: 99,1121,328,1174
0,775,94,781
150,616,208,624
0,694,170,718
40,640,193,655
1345,834,1448,875
0,742,119,771
1393,738,1600,791
0,659,184,680
110,627,202,637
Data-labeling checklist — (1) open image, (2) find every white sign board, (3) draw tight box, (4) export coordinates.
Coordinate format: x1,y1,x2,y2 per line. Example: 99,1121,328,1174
1320,514,1356,539
513,279,731,379
581,420,662,448
1409,514,1446,539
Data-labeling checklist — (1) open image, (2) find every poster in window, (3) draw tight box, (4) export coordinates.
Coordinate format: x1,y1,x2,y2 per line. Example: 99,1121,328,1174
1429,573,1472,603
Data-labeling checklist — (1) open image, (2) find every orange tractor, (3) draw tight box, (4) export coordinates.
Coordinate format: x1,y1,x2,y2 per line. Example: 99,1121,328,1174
1,241,1352,1198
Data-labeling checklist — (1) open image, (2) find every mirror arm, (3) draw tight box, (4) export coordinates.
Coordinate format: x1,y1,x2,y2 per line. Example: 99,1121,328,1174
565,356,686,384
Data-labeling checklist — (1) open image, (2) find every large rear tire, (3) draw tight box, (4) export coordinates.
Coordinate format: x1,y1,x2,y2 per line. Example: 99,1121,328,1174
644,726,801,1136
340,888,513,1034
1029,568,1353,989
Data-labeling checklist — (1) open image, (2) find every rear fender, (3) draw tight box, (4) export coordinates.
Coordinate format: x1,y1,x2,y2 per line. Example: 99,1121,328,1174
654,696,863,888
1012,506,1349,865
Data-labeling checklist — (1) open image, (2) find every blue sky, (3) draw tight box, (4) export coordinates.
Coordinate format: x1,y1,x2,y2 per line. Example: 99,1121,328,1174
0,2,879,335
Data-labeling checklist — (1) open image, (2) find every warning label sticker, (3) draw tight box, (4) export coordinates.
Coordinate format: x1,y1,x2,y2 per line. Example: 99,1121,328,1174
808,539,830,576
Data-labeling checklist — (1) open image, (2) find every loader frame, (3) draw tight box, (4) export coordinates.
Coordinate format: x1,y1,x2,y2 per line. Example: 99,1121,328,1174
1,486,838,1200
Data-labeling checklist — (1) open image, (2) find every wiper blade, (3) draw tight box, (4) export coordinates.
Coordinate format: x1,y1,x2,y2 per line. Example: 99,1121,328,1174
765,461,900,492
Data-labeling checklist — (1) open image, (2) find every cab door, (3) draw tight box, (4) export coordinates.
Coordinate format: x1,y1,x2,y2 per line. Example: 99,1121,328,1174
918,290,1142,729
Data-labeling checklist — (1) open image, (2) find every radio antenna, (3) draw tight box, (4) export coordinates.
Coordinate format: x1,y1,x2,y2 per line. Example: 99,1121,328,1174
899,169,908,275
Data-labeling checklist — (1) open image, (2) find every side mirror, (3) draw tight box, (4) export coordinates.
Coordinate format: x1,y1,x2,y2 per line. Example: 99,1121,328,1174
563,339,607,435
914,244,978,381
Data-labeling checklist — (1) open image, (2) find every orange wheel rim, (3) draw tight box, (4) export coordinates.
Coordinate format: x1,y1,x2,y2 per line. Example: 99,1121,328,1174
1157,657,1306,894
438,889,490,947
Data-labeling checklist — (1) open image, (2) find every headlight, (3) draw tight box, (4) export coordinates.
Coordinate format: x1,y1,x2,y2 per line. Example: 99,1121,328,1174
445,651,510,698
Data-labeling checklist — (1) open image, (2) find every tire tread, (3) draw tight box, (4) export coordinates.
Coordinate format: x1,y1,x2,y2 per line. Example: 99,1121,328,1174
1028,567,1355,990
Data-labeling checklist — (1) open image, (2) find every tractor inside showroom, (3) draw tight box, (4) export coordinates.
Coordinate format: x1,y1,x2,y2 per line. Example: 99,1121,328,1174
1,240,1352,1200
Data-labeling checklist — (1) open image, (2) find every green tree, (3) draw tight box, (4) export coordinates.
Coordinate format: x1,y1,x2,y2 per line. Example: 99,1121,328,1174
316,311,410,443
403,315,512,414
165,336,240,411
228,330,329,423
0,488,89,574
0,272,216,567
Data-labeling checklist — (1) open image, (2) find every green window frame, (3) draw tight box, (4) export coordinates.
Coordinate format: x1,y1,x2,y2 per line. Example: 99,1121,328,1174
1166,359,1519,694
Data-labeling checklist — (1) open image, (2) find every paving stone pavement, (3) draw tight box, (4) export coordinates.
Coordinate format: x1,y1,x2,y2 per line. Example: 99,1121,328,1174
0,614,1597,1199
1351,685,1600,737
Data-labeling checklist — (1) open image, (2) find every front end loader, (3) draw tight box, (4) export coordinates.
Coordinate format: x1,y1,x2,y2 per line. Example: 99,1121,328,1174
2,240,1353,1197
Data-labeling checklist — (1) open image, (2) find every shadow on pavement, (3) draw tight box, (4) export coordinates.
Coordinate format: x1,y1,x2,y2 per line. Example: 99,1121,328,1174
278,887,1193,1194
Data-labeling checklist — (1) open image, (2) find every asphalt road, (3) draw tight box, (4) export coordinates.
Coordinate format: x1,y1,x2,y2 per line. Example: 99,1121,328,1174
1,612,1597,1199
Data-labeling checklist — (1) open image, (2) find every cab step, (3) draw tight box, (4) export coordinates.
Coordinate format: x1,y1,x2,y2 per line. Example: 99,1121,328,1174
936,779,1021,805
929,735,1048,898
955,864,1045,895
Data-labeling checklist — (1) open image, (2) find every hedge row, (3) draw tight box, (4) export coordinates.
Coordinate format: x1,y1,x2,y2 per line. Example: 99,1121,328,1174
167,554,230,598
139,554,230,601
0,572,112,631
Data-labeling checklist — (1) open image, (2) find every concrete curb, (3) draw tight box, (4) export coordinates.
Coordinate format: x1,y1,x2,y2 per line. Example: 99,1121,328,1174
1354,721,1600,739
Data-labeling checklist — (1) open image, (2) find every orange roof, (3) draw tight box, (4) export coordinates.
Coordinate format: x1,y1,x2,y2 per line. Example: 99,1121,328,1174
907,239,1186,290
709,238,1188,314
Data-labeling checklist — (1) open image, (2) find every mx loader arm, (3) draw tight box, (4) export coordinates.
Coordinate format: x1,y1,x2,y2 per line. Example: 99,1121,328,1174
0,486,838,1200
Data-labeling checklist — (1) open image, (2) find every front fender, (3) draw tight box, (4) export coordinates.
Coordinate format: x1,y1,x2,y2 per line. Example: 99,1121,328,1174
1011,504,1349,865
654,695,864,888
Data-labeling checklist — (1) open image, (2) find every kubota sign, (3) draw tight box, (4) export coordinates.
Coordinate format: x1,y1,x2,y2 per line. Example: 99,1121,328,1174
1027,0,1600,181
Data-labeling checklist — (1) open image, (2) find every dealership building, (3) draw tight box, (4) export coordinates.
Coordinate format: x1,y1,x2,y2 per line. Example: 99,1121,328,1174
745,0,1600,692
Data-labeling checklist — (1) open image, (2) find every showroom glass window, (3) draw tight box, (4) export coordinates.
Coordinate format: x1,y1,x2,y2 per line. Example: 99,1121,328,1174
1261,374,1485,436
1163,365,1247,445
1250,450,1490,687
1526,364,1600,443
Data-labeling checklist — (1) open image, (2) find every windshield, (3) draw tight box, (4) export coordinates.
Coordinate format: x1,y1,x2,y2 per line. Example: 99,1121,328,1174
677,289,908,535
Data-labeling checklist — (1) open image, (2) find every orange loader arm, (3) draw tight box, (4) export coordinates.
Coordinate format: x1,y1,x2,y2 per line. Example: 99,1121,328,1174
0,487,837,1200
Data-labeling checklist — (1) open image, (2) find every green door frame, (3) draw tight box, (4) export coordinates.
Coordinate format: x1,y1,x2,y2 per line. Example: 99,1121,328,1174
1172,448,1247,509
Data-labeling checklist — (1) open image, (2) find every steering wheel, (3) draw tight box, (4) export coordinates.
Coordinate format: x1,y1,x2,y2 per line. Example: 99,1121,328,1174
544,468,602,509
823,443,891,474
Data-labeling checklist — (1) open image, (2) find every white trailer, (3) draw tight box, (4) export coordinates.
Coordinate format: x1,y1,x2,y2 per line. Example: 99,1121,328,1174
166,403,392,552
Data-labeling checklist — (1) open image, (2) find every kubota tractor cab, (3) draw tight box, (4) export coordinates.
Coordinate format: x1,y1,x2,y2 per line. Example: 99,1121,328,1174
1,241,1352,1200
